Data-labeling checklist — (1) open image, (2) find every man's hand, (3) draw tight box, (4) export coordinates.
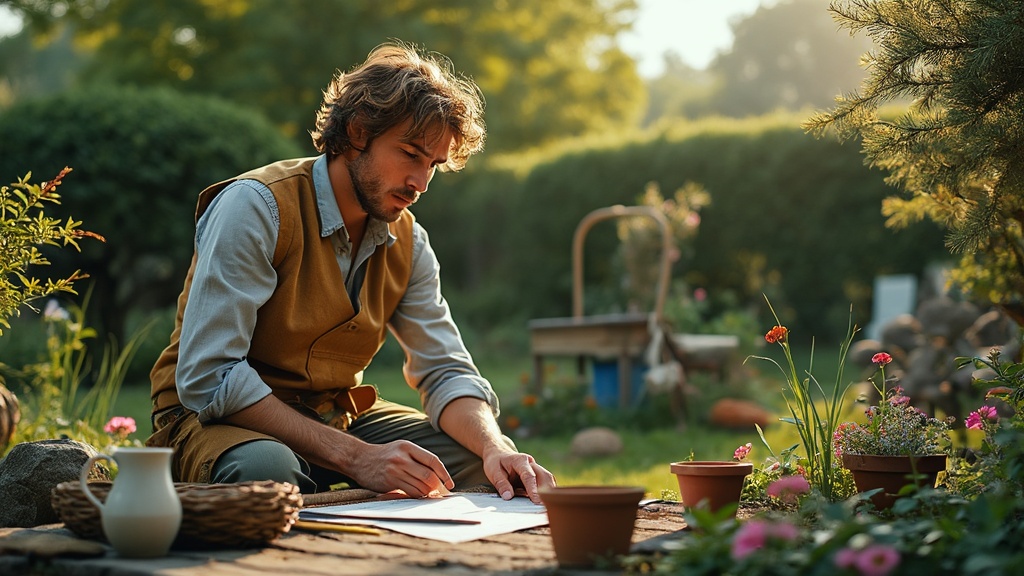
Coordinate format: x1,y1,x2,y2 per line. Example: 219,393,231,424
225,395,453,498
350,440,454,497
438,397,557,503
482,446,556,504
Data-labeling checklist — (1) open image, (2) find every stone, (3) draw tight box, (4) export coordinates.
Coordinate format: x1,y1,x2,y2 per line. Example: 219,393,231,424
0,439,106,528
569,426,623,458
879,314,924,361
708,398,774,429
0,526,106,557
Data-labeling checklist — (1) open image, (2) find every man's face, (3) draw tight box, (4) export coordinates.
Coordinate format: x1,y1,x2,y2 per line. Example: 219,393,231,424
348,120,454,222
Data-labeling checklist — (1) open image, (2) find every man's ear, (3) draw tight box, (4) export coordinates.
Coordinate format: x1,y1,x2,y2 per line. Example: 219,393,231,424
347,120,369,152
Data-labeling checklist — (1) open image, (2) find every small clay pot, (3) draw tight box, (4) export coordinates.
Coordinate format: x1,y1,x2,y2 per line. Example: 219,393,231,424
539,485,645,568
841,453,947,509
670,461,753,515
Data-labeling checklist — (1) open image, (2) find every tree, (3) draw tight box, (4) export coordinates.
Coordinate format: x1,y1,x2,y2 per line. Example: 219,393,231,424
0,86,302,341
709,0,872,117
10,0,645,151
806,0,1024,326
641,53,719,125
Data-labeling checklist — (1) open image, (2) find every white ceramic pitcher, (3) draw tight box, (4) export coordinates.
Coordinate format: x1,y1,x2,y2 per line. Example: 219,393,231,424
80,447,182,558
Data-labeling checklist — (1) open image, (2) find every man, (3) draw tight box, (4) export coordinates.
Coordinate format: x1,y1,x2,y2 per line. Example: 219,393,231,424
148,42,555,503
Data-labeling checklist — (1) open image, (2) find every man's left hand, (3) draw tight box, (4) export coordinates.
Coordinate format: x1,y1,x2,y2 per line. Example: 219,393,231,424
483,449,556,504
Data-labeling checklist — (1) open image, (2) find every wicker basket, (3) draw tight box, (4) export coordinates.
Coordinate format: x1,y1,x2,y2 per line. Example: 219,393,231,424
52,480,302,549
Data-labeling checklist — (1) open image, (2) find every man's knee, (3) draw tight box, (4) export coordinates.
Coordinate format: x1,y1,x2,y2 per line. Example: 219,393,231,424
210,440,309,488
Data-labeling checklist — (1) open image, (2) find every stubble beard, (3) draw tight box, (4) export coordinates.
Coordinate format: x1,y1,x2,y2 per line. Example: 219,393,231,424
349,153,416,223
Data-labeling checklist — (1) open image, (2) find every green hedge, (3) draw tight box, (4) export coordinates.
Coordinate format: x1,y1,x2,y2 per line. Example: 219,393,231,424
421,114,948,344
0,86,303,348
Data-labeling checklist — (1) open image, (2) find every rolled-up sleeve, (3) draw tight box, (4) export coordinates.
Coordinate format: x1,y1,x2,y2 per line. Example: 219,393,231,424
388,224,499,429
176,181,279,423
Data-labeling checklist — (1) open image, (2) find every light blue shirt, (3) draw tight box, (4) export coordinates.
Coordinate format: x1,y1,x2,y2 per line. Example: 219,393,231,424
175,155,499,429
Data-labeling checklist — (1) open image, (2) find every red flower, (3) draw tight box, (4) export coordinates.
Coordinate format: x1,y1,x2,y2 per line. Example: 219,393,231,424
764,326,788,344
871,352,893,366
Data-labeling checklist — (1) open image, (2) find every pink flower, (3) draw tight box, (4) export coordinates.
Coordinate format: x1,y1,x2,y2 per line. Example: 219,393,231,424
888,394,910,406
730,519,800,560
733,442,752,461
693,287,707,302
855,544,900,576
965,405,999,430
834,547,858,569
766,475,810,504
731,520,768,560
871,352,893,366
104,416,137,438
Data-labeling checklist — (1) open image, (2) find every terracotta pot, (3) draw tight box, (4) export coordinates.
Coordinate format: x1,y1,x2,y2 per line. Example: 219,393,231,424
841,453,947,509
539,485,645,568
670,461,752,515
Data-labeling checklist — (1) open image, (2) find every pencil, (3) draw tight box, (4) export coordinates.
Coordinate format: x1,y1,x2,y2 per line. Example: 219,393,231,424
293,520,382,536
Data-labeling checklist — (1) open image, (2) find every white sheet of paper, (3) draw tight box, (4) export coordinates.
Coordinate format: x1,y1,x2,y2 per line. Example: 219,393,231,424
299,493,549,543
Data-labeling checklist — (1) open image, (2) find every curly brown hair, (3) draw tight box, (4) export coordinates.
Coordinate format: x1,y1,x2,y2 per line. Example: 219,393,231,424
310,41,486,172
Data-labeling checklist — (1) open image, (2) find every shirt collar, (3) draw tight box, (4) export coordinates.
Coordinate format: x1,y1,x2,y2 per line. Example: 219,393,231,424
312,155,398,247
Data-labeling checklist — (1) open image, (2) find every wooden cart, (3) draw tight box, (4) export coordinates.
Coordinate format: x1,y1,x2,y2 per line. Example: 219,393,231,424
527,205,739,416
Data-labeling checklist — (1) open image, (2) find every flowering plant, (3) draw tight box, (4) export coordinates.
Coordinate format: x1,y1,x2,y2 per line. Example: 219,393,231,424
747,299,858,501
833,353,951,457
104,416,138,443
735,430,823,507
945,348,1024,499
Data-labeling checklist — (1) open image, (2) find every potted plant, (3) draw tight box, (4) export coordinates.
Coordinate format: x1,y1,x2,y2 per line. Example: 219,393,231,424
833,352,952,509
747,299,859,502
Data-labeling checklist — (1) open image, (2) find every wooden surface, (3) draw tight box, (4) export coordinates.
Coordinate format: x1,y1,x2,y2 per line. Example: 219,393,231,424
0,500,690,575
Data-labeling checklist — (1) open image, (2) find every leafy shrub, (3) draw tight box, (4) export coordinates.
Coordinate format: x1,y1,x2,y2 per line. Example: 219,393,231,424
0,86,303,345
0,168,96,332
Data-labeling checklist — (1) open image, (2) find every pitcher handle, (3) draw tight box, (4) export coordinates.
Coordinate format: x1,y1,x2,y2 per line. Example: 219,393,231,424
80,453,113,511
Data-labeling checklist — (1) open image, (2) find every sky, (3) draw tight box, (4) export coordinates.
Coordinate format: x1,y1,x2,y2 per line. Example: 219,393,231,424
621,0,769,76
0,0,772,76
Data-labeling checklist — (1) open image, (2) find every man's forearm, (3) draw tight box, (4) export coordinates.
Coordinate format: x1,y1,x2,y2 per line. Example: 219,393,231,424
436,396,510,459
222,394,366,475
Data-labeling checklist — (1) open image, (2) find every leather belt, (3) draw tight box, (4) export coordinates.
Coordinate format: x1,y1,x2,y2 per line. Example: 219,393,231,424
278,385,379,430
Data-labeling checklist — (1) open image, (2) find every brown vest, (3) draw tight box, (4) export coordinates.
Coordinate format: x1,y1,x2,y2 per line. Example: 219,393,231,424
150,157,414,413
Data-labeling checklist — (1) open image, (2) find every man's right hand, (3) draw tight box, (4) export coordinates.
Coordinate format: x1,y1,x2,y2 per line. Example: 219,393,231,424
353,440,454,497
224,395,453,498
